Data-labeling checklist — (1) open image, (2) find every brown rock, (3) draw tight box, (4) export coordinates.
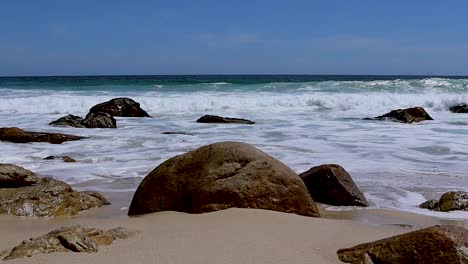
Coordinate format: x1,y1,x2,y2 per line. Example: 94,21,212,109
0,164,40,188
44,156,77,162
337,225,468,264
419,199,440,210
419,191,468,212
49,114,85,128
1,225,134,260
299,164,368,207
81,112,117,128
196,115,255,124
0,127,83,144
128,141,319,217
89,97,151,117
373,107,433,123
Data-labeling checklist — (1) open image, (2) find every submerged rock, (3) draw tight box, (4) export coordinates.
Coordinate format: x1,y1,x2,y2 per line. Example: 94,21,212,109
299,164,368,207
0,164,109,217
371,107,433,123
161,131,195,136
81,112,117,128
43,156,77,162
49,114,85,128
0,127,83,144
196,115,255,124
449,103,468,113
128,141,319,217
419,191,468,212
1,225,134,260
89,97,151,117
337,225,468,264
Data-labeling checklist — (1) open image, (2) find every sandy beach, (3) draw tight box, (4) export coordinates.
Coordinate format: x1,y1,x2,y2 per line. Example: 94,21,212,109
1,203,466,264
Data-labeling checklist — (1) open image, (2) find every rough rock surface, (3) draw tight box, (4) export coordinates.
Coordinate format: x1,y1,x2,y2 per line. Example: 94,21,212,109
420,191,468,212
0,225,134,260
44,156,77,162
89,97,151,117
0,164,39,188
0,127,83,144
0,165,110,217
372,107,433,123
337,225,468,264
196,115,255,124
128,141,319,217
449,103,468,113
49,114,85,128
81,112,117,128
299,164,369,207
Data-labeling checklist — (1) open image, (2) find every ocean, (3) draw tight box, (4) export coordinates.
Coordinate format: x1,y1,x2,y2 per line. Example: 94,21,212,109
1,75,467,219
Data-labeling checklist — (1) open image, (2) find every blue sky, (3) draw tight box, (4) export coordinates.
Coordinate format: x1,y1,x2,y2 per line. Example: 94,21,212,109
1,1,468,76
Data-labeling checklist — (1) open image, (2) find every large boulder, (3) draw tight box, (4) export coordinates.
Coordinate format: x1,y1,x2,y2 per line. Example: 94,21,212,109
372,107,433,123
128,141,319,217
449,103,468,113
89,97,151,117
0,127,83,144
0,165,110,217
49,114,85,128
196,115,255,124
1,225,134,260
0,164,39,188
81,112,117,128
337,225,468,264
299,164,368,207
419,191,468,212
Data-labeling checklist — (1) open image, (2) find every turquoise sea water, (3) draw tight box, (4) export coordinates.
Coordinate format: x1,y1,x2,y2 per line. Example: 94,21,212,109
1,75,467,218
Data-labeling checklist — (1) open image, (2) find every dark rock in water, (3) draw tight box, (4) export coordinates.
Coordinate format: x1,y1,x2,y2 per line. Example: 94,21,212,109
419,191,468,212
128,141,319,217
0,165,110,217
337,225,468,264
1,225,135,260
0,127,83,144
49,114,85,128
44,156,77,162
371,107,433,123
0,164,40,188
161,131,195,136
449,103,468,113
89,97,151,117
196,115,255,124
299,164,369,207
81,112,117,128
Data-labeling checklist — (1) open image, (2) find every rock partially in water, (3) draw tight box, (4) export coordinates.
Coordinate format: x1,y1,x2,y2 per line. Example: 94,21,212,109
89,97,151,117
371,107,433,123
1,225,135,260
128,141,319,217
0,164,40,188
81,112,117,128
44,156,77,162
161,131,195,135
0,165,110,217
419,191,468,212
299,164,369,207
449,103,468,113
337,225,468,264
196,115,255,124
49,114,85,128
0,127,83,144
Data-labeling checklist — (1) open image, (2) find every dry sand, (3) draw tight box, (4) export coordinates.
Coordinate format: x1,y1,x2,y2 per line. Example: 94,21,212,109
3,206,465,264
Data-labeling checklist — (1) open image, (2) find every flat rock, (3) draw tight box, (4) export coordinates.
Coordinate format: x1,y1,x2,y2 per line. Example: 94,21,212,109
89,97,151,117
449,103,468,113
128,141,319,217
196,115,255,124
371,107,433,123
337,225,468,264
0,127,83,144
44,156,77,162
81,112,117,128
419,191,468,212
1,225,134,260
161,131,195,135
49,114,85,128
299,164,368,207
0,164,40,188
0,165,110,217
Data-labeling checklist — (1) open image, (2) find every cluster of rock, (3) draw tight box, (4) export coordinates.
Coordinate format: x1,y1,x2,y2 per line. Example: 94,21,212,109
0,164,109,217
50,97,151,128
0,127,83,144
1,225,134,260
419,191,468,212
